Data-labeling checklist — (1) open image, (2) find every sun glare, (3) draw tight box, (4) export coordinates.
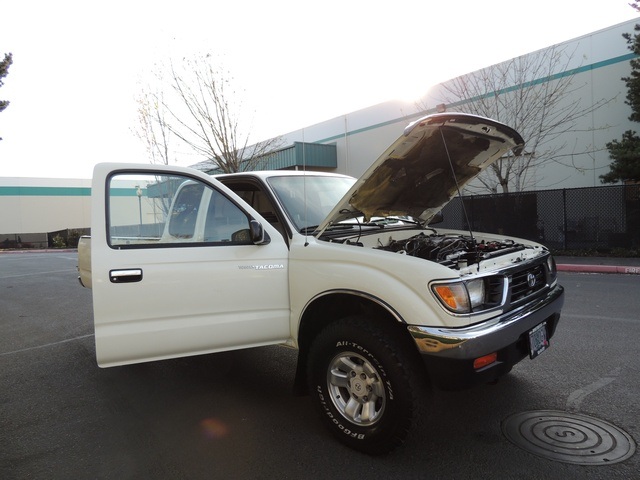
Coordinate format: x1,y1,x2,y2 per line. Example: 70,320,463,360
391,75,441,104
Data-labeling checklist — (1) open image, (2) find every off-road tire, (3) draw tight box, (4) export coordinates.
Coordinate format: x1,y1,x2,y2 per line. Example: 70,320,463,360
307,314,423,455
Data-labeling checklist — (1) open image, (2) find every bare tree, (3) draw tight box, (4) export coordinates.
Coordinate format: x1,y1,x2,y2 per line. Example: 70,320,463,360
419,44,613,193
136,54,283,174
134,82,175,166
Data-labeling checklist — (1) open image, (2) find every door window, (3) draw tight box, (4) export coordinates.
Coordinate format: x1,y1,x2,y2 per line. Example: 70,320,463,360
107,172,251,248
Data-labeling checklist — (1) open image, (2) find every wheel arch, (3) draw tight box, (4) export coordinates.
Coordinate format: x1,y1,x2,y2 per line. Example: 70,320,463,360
292,290,423,395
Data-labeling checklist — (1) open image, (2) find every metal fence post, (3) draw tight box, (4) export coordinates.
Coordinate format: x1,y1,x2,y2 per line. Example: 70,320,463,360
562,189,568,250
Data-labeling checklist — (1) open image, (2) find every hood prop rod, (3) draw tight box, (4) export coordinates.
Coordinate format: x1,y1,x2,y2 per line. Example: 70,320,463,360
438,127,480,271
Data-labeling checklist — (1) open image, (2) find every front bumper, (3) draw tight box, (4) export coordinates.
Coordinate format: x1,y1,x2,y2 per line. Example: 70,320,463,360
408,284,564,390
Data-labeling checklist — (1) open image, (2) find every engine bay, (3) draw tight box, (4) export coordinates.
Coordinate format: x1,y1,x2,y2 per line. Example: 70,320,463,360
375,232,527,270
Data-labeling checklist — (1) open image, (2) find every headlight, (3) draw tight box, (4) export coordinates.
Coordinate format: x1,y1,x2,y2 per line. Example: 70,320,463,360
432,283,470,313
466,279,485,308
432,277,503,314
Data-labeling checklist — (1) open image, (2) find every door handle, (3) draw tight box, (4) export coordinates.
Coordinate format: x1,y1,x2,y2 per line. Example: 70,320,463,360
109,268,143,283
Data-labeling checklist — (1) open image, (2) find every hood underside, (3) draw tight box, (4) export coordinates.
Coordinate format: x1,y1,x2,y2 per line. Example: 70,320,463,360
317,113,524,234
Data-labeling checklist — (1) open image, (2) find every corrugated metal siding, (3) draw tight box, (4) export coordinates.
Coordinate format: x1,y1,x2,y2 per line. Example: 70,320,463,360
264,145,296,170
262,142,337,170
202,142,336,173
296,142,336,168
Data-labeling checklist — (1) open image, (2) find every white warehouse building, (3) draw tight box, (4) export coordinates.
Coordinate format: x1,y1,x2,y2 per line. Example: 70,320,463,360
274,19,638,190
1,18,638,243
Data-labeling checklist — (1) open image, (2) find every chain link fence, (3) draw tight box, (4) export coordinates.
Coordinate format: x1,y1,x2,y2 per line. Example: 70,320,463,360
438,184,640,251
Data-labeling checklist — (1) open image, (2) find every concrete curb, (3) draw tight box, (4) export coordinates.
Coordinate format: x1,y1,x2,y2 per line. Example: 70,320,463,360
557,264,640,275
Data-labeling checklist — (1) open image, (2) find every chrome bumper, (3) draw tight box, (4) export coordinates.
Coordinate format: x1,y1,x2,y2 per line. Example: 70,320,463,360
408,284,564,361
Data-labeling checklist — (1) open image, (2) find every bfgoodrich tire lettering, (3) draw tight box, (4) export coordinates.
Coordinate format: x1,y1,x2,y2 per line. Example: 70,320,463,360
307,315,421,455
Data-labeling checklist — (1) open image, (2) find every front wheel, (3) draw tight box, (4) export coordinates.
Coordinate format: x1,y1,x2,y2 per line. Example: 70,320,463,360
307,315,424,455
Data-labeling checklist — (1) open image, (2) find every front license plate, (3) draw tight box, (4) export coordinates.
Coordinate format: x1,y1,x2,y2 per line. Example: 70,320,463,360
528,321,549,359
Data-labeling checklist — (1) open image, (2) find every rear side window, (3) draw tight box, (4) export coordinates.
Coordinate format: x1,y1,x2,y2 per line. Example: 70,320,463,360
107,172,252,248
168,183,205,239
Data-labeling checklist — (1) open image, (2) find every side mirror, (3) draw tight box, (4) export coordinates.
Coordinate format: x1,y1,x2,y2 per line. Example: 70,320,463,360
250,219,270,245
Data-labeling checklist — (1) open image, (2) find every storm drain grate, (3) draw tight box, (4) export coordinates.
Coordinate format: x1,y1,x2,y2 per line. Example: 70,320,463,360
502,410,636,465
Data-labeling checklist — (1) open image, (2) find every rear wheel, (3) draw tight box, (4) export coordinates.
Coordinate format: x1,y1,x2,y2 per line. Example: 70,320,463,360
307,315,424,455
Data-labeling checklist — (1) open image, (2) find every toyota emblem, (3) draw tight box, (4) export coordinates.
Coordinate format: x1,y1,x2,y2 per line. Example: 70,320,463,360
527,273,536,288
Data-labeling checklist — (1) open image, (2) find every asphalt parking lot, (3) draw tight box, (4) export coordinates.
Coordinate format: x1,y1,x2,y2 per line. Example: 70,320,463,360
1,251,638,479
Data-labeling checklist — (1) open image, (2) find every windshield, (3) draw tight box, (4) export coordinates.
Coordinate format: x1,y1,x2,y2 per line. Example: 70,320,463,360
267,175,356,231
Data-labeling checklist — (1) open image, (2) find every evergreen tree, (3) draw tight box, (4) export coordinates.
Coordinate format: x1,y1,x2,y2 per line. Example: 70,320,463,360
601,26,640,183
0,52,12,113
0,52,13,141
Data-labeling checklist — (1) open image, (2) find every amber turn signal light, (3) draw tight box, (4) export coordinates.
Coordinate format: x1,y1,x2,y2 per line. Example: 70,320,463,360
473,352,497,370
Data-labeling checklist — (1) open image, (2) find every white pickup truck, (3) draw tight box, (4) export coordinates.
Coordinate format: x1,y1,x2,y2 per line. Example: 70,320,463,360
78,113,564,454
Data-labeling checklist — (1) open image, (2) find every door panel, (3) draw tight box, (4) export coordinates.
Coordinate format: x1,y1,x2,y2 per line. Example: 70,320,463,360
90,164,290,367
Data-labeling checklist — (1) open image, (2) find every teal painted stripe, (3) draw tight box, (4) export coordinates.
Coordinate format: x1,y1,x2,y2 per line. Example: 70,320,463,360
109,188,146,197
441,53,638,110
317,53,638,144
0,186,148,197
0,186,91,196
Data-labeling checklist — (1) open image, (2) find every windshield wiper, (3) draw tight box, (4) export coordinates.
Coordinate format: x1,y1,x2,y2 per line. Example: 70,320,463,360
364,216,425,227
300,224,357,235
305,217,421,235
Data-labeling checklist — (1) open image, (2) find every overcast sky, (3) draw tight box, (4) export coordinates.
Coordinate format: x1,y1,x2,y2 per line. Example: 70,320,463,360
1,1,638,179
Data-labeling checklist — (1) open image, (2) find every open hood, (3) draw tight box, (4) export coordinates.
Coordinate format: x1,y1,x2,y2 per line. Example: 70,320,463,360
316,113,524,235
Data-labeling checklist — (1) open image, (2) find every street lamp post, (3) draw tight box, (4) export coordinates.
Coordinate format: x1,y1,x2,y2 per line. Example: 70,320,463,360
136,185,143,236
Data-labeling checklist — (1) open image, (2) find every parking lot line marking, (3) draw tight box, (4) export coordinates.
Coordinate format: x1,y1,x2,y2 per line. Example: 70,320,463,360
0,333,94,357
566,367,621,412
562,313,639,325
0,268,77,279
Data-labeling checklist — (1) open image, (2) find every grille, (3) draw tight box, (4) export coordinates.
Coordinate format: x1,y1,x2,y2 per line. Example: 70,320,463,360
485,276,506,307
510,264,546,303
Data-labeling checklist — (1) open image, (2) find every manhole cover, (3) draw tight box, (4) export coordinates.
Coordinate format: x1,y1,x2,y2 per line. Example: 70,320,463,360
502,410,636,465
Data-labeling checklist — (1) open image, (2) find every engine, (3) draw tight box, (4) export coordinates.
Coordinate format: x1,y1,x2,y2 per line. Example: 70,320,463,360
375,232,526,269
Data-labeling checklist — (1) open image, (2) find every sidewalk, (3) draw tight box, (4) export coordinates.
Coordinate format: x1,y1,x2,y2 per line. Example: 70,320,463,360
0,248,77,254
556,256,640,275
